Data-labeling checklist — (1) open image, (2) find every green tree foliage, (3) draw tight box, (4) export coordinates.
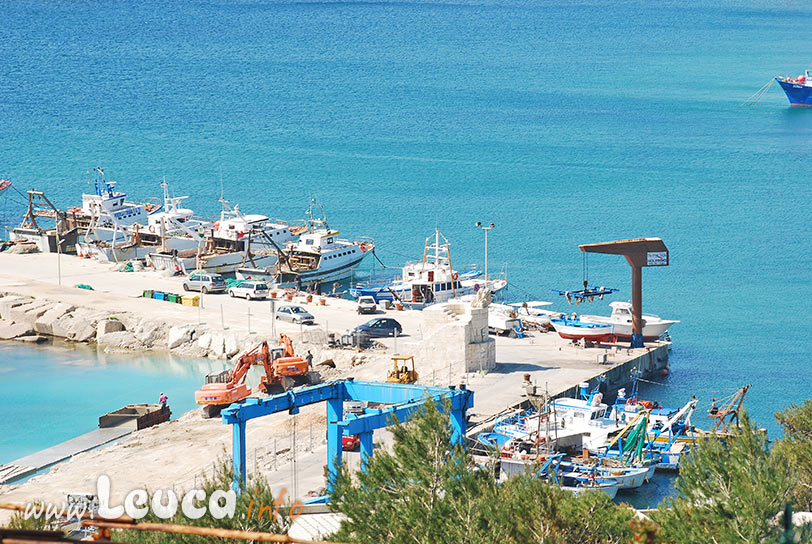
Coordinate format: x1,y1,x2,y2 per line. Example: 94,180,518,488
118,457,291,543
653,413,794,543
4,502,56,532
775,400,812,512
330,400,635,544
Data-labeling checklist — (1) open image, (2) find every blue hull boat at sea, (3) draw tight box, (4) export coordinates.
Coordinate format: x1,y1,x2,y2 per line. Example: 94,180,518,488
776,70,812,106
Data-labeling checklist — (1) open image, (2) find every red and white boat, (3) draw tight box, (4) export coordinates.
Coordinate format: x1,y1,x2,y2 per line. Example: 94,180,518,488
549,316,613,342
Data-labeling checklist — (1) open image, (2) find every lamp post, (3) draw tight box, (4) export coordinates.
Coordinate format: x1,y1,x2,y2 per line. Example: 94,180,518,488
474,222,495,282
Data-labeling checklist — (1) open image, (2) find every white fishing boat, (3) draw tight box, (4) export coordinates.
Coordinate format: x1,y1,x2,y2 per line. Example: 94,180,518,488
77,176,207,263
350,229,506,306
178,200,298,274
508,301,556,328
272,200,373,286
579,301,679,341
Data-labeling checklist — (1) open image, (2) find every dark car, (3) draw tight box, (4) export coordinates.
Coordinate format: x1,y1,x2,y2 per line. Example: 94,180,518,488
353,318,402,338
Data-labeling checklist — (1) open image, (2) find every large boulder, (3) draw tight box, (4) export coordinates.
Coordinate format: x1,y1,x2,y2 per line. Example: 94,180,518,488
97,319,125,339
196,332,212,351
97,331,143,351
224,334,240,358
0,296,32,320
0,322,35,340
208,332,225,358
8,300,51,324
167,325,194,350
66,317,97,343
34,303,75,336
133,321,167,348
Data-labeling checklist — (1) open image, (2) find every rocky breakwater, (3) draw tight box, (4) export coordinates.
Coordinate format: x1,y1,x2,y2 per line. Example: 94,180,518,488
0,291,266,360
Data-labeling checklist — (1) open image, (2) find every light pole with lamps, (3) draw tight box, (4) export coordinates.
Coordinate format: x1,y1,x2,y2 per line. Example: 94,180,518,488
474,222,495,282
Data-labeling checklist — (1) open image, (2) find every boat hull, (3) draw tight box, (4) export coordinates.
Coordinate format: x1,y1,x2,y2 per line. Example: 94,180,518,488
578,316,677,341
550,319,613,342
776,79,812,106
199,252,278,275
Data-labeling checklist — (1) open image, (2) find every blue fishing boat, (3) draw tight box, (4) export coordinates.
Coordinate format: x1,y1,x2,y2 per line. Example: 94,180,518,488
549,316,613,342
776,70,812,106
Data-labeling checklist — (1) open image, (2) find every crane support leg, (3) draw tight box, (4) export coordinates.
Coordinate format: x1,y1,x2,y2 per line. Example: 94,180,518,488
359,431,374,466
326,397,343,493
232,420,246,492
631,265,644,348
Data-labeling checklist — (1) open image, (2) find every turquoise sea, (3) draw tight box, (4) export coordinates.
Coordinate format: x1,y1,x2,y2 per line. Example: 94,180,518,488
1,0,811,504
0,342,228,464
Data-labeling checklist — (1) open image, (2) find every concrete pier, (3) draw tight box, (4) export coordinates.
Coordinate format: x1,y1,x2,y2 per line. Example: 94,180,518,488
0,422,136,484
0,252,672,519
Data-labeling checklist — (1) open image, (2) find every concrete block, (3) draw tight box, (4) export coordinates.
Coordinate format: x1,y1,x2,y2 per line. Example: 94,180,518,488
0,322,35,340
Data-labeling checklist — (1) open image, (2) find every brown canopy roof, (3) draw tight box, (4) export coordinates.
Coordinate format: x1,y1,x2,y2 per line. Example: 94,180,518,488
579,238,668,268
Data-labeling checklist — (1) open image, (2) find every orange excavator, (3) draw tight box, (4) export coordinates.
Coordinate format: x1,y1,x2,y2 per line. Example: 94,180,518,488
195,334,315,418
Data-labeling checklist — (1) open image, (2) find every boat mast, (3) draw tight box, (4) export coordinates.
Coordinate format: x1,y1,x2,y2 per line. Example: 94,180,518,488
446,236,456,297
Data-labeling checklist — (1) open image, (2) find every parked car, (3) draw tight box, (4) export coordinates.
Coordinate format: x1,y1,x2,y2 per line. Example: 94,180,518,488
353,318,402,338
275,305,315,325
342,434,360,451
182,271,226,294
356,296,378,315
228,281,269,300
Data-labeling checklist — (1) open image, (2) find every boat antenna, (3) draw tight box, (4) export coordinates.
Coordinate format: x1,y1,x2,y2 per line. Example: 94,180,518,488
219,167,224,202
582,252,589,291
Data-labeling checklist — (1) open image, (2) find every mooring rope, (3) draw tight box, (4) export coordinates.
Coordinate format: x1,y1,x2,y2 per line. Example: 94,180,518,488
371,247,394,269
742,78,775,106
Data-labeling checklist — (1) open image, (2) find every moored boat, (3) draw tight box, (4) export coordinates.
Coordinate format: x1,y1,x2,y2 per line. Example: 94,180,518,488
579,301,678,341
350,229,506,306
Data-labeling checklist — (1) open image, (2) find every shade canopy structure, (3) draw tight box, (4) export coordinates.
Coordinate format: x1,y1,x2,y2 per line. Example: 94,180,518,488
579,238,669,347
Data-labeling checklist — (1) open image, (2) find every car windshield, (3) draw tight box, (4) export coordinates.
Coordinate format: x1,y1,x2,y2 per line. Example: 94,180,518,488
211,275,224,282
255,284,268,290
291,307,306,313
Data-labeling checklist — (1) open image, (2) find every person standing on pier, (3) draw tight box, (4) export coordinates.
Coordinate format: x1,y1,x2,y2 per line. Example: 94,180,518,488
159,392,168,413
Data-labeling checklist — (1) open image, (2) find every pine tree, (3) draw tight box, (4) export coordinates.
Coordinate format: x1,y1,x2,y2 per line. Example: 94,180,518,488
653,413,794,543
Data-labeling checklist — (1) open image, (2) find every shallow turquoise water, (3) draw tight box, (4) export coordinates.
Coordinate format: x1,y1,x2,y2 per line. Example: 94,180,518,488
0,341,228,464
0,0,810,491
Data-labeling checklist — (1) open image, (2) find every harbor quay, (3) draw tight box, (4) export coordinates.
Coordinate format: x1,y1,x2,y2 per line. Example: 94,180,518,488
0,251,668,523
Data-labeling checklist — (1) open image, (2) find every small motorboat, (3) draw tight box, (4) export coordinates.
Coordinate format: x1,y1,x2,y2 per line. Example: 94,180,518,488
549,316,613,342
579,301,678,341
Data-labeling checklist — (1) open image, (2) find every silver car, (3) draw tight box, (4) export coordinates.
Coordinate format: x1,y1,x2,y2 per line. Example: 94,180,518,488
275,305,315,325
182,271,226,294
228,281,269,300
